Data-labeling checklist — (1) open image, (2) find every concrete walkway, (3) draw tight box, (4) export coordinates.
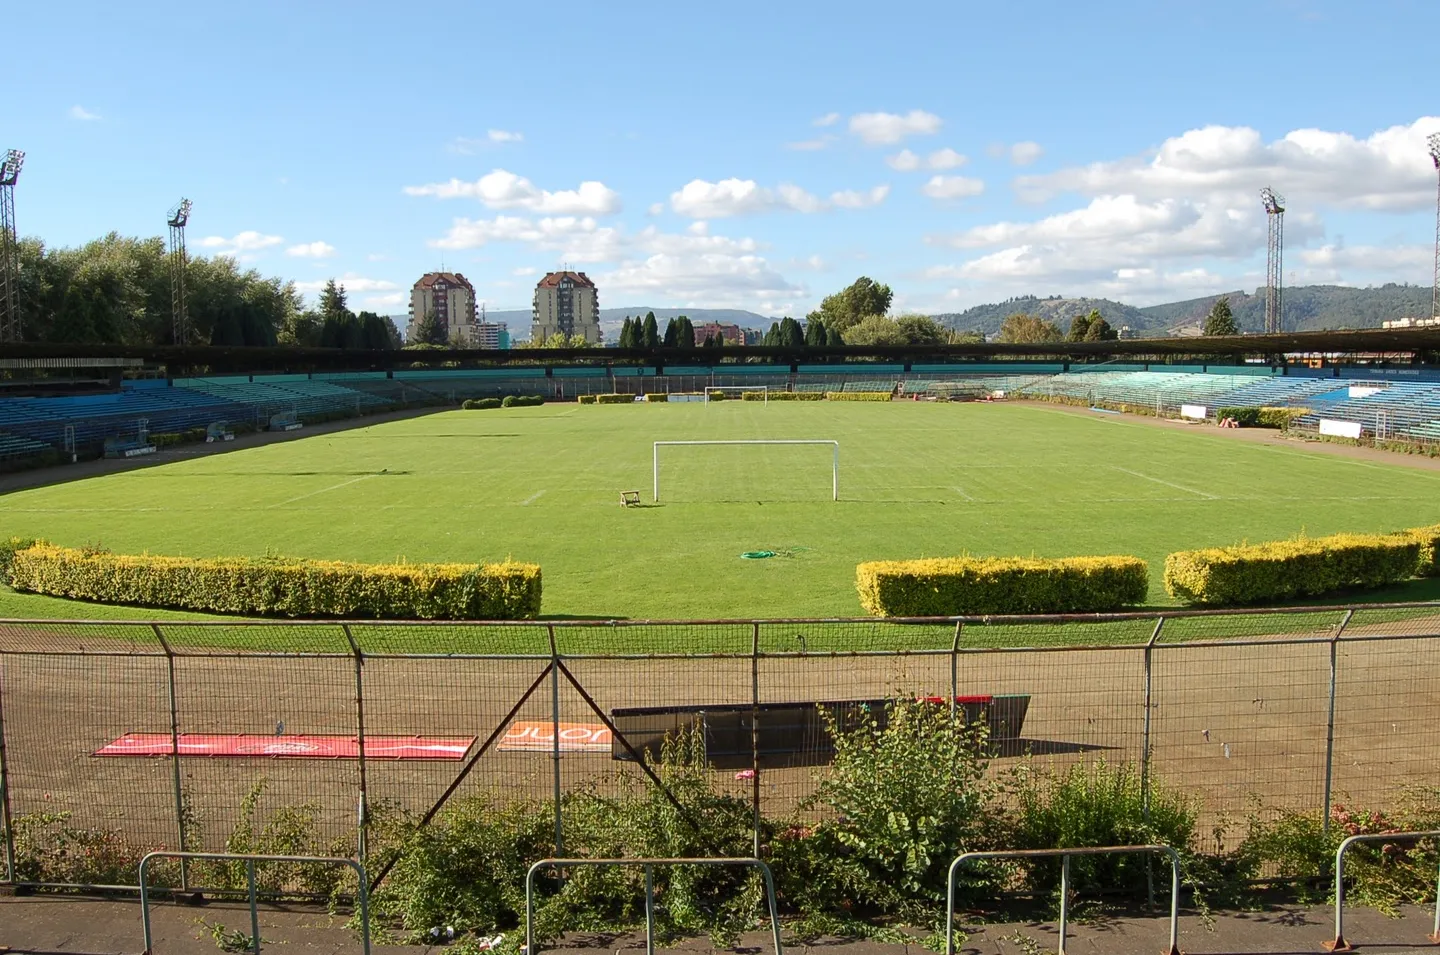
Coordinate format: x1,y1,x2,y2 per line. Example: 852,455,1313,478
3,894,1439,955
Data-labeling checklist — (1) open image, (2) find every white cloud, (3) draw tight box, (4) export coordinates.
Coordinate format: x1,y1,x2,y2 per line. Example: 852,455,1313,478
69,105,101,121
285,241,336,258
1010,141,1044,166
294,275,400,296
831,185,891,208
403,169,621,215
921,175,985,200
669,178,889,217
812,112,841,127
1016,118,1440,210
785,136,836,151
425,215,800,312
647,202,665,216
488,129,523,143
848,110,942,145
363,293,405,309
366,253,387,262
921,116,1440,306
888,147,967,171
196,231,284,258
513,266,538,276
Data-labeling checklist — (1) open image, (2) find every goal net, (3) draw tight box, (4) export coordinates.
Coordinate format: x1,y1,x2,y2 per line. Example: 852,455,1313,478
653,440,838,502
704,385,767,403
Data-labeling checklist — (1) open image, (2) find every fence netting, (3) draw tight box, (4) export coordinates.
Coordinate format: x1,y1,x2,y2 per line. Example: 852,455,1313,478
1,604,1438,887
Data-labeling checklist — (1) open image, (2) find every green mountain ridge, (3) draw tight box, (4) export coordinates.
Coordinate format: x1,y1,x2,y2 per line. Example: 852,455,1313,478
934,284,1434,336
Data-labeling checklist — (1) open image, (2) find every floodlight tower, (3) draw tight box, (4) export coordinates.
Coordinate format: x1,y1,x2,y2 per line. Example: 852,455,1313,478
1429,133,1440,320
0,149,25,343
1261,187,1286,335
167,198,193,346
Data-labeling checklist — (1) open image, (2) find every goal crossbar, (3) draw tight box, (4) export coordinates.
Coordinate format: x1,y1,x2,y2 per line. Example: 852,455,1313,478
653,440,839,502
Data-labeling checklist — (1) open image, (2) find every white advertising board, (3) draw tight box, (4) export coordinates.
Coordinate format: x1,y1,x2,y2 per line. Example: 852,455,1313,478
1319,418,1363,439
1180,404,1207,420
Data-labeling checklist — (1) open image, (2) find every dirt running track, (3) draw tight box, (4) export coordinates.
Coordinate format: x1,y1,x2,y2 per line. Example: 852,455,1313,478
1,622,1438,863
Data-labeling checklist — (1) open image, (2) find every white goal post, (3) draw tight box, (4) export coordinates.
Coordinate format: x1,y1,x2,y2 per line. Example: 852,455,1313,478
653,440,839,502
704,385,767,403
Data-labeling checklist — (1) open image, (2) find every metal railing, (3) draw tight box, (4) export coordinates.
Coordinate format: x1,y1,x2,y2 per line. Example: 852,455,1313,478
525,856,782,955
138,851,370,955
946,845,1182,955
1323,830,1440,952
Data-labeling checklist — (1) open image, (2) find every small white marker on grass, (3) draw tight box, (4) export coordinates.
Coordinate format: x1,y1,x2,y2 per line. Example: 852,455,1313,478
520,490,546,506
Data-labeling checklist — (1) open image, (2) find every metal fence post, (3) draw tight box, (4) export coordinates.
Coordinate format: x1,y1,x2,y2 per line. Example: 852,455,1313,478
1142,616,1164,910
950,621,962,721
751,622,761,859
343,625,369,863
0,648,16,883
548,624,563,855
1323,609,1353,835
153,624,189,890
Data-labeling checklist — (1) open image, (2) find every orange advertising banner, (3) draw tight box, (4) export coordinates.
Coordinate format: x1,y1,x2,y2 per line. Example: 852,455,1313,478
497,721,613,753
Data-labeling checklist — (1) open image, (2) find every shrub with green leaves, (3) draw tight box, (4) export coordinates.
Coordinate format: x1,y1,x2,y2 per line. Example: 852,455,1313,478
595,393,635,404
1164,533,1420,605
1399,523,1440,577
1215,406,1308,429
741,391,767,401
577,394,597,405
1005,759,1196,896
0,535,40,582
855,555,1149,616
463,398,502,410
644,393,669,402
8,544,542,619
825,392,891,401
768,391,825,401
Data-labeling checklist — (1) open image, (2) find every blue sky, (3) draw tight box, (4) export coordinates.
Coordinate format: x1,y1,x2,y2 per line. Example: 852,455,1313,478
6,0,1440,322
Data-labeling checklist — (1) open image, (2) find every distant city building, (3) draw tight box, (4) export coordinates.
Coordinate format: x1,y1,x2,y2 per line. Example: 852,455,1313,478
1382,316,1440,329
532,271,601,343
474,322,510,349
407,272,479,345
694,321,745,345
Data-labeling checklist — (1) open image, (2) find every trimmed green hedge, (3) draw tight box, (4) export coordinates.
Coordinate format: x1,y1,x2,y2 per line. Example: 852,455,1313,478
1401,523,1440,577
826,392,892,401
741,391,768,401
0,536,40,581
463,398,502,410
1163,533,1420,606
643,393,669,402
595,393,635,405
577,394,597,405
500,395,545,408
7,544,542,620
855,555,1149,616
769,391,825,401
1215,406,1309,429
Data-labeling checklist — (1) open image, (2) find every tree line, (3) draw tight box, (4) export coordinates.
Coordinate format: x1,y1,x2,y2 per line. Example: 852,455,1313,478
6,230,402,348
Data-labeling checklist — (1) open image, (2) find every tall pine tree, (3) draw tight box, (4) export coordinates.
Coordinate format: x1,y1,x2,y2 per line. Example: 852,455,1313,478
642,312,660,348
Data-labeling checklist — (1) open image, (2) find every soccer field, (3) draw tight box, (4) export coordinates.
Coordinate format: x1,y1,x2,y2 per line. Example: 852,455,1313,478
2,400,1439,620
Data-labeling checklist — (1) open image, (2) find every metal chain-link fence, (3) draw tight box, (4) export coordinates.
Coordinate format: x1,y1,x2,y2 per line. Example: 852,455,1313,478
1,603,1438,888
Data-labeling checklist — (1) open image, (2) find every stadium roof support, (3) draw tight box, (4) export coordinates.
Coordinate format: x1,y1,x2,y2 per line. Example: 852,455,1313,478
166,199,193,347
1429,133,1440,321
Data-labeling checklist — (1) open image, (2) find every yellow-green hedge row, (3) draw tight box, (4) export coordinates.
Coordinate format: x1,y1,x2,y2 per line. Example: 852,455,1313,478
644,393,669,402
825,392,892,401
577,394,597,405
1163,533,1419,606
1400,523,1440,577
856,555,1149,616
767,391,825,401
594,393,635,404
8,544,542,620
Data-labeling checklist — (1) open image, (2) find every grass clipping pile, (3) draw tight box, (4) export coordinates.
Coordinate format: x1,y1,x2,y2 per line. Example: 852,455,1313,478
4,541,541,620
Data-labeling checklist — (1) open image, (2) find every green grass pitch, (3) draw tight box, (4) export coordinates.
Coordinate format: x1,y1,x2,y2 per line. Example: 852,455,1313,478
1,399,1439,622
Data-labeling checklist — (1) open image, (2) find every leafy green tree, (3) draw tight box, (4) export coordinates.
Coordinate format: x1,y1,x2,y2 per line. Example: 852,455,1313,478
894,314,946,345
618,317,635,349
676,316,696,349
1203,296,1239,336
778,316,805,349
997,313,1063,343
642,312,660,348
762,322,780,347
806,276,894,335
805,318,828,347
1083,314,1117,341
662,317,679,348
843,315,907,346
357,311,395,350
411,311,445,346
317,279,350,324
1067,313,1093,342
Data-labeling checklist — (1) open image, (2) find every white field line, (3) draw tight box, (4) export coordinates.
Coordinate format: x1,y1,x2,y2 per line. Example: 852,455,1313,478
952,486,975,501
270,474,378,508
520,490,546,506
1112,466,1218,500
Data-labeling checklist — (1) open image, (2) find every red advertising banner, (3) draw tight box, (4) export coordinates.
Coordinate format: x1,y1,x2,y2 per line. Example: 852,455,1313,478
94,733,474,760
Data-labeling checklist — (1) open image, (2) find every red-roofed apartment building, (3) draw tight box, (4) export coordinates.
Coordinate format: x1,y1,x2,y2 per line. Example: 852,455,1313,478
407,272,480,345
531,271,601,344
